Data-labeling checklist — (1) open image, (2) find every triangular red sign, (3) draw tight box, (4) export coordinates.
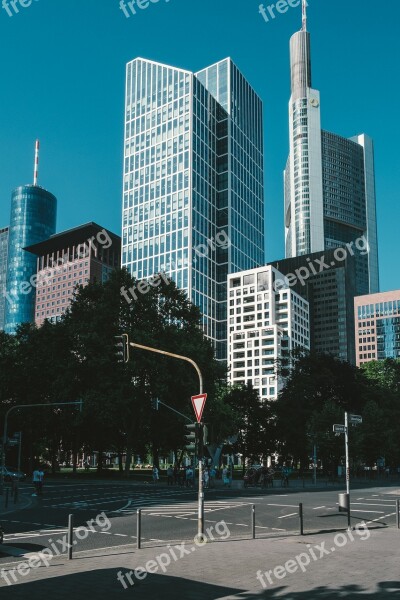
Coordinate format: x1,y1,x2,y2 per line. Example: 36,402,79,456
191,393,207,423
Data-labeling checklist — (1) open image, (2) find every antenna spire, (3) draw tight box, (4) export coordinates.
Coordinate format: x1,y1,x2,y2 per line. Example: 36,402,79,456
33,140,40,185
33,139,40,186
302,0,307,31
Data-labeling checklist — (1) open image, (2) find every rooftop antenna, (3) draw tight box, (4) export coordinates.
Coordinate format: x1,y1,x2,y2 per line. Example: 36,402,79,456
33,139,40,186
302,0,307,32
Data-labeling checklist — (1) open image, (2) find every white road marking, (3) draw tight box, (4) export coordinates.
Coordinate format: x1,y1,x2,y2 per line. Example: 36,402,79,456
278,512,298,519
267,504,298,508
313,506,326,510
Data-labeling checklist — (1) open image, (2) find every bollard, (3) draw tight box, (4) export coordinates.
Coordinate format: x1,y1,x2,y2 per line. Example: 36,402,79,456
4,488,9,509
397,499,399,529
299,503,304,536
137,509,142,550
68,514,74,560
251,504,256,539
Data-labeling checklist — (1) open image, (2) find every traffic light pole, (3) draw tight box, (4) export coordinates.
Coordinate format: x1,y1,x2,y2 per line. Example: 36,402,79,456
1,401,83,495
129,341,205,537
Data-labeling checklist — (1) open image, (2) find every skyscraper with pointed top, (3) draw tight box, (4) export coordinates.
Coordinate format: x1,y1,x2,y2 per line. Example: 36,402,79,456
4,142,57,334
284,2,379,295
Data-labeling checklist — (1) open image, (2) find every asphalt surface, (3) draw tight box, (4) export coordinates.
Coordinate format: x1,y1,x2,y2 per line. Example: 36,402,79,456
0,481,398,566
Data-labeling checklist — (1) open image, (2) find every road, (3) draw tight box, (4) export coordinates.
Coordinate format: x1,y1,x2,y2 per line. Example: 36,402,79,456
0,481,398,567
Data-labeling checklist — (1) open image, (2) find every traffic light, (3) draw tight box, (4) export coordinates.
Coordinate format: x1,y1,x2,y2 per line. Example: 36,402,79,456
114,334,129,363
202,424,208,446
151,398,160,410
184,423,198,453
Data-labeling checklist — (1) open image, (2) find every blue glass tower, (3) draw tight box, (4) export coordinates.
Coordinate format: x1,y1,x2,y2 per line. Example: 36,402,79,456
121,58,264,359
0,226,9,331
4,184,57,334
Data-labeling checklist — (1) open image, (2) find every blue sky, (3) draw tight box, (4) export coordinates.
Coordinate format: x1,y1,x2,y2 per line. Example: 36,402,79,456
0,0,398,291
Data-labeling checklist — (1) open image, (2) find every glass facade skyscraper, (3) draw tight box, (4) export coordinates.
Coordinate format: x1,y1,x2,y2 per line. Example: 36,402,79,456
4,185,57,334
121,58,264,359
0,226,9,331
284,15,379,296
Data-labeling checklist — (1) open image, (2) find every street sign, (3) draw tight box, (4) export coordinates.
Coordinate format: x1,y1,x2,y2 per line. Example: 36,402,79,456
191,393,207,423
333,424,346,434
349,414,362,425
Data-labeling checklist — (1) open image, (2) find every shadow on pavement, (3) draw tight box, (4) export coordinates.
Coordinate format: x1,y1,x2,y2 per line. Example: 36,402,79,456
222,581,400,599
0,569,243,600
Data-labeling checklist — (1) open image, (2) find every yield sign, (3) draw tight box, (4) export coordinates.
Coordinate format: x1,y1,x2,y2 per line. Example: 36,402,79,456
191,393,207,423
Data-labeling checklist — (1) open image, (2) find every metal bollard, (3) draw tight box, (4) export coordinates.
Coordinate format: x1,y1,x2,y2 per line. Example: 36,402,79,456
397,499,399,529
137,509,142,550
4,488,9,509
68,514,74,560
299,503,304,536
251,504,256,539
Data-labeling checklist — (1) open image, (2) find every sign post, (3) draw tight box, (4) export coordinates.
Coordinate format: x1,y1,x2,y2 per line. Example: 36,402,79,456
192,393,207,539
344,412,350,528
333,413,362,530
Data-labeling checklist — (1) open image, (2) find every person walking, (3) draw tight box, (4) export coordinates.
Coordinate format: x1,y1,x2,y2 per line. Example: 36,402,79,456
152,465,159,484
186,465,194,488
167,465,174,486
203,467,210,489
32,468,41,496
210,466,216,488
38,467,45,495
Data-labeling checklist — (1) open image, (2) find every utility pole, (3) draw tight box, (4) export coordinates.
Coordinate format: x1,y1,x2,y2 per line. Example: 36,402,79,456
345,411,351,529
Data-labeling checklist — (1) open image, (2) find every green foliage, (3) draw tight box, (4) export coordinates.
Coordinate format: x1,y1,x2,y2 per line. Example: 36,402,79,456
274,353,400,470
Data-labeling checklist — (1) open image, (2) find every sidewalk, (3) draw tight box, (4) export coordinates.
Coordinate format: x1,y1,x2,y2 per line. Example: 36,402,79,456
0,523,399,598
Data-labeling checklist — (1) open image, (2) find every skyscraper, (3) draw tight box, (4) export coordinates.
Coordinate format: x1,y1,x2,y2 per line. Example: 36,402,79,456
121,58,264,359
26,223,121,327
4,142,57,334
284,3,379,296
228,265,310,401
0,226,9,331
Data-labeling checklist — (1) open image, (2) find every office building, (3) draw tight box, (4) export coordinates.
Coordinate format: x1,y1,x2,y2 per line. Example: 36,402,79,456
25,223,121,326
271,248,357,364
0,227,9,331
354,291,400,366
228,265,310,401
284,3,379,296
121,57,265,359
4,142,57,334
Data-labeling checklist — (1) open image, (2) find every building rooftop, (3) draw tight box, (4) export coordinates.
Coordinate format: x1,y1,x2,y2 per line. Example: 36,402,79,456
24,222,121,256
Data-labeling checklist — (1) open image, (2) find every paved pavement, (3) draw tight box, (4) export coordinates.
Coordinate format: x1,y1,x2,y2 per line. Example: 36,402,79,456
0,483,399,556
0,515,399,599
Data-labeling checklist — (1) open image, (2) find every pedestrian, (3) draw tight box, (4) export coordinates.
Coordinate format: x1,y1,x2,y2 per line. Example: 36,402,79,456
32,468,41,496
167,465,174,486
38,467,45,495
210,466,216,488
152,465,159,484
173,464,179,485
204,467,210,489
222,465,229,487
179,466,185,487
186,465,194,488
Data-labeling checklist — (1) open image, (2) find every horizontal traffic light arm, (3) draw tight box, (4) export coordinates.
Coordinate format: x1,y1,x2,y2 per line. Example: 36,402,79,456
130,342,203,396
